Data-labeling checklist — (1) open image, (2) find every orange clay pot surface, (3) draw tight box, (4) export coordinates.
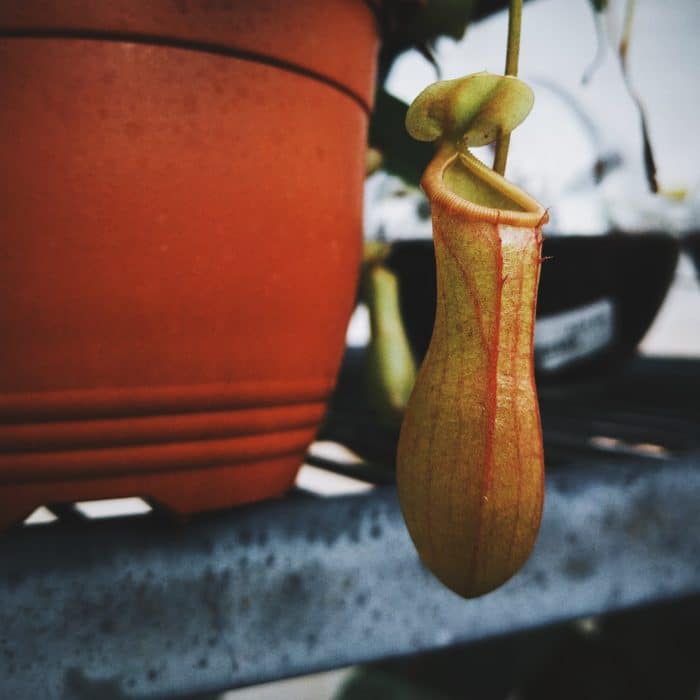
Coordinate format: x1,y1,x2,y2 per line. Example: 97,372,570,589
0,1,378,529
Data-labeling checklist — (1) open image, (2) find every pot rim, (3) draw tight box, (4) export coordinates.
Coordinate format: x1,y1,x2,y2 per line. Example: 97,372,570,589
0,0,378,111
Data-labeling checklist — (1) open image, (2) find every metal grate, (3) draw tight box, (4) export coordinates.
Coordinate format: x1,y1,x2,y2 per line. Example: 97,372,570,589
1,355,699,699
316,352,700,478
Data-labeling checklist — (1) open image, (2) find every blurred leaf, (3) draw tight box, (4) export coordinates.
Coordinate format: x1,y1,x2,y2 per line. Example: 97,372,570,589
589,0,608,11
361,262,417,428
374,0,504,83
365,147,384,176
369,88,435,187
421,0,478,40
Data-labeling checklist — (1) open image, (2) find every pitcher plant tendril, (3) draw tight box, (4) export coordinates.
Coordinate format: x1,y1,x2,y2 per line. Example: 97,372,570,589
396,72,549,598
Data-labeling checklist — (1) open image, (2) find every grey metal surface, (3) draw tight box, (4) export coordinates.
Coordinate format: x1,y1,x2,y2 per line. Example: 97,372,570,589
2,456,700,699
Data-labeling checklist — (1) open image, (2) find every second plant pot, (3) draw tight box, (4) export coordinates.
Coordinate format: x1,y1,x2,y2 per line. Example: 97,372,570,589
387,232,679,381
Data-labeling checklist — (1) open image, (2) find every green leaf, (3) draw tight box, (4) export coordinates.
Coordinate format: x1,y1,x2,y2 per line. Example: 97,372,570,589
369,88,435,187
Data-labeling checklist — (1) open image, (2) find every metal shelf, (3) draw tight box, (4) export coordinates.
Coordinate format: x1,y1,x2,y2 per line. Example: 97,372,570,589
1,356,699,699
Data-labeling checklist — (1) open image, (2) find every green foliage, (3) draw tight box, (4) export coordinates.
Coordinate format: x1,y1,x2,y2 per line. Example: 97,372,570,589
370,0,528,184
376,0,478,83
368,89,434,187
421,0,478,41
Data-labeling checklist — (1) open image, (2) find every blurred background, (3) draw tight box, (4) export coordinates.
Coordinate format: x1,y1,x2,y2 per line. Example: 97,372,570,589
358,0,699,374
219,0,700,697
3,0,699,698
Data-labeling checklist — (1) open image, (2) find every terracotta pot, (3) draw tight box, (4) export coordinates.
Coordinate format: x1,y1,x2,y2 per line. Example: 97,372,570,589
0,1,378,529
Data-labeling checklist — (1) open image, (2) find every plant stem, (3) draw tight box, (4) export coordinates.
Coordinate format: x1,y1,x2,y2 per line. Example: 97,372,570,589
616,0,657,192
503,0,523,77
493,0,523,175
618,0,636,69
